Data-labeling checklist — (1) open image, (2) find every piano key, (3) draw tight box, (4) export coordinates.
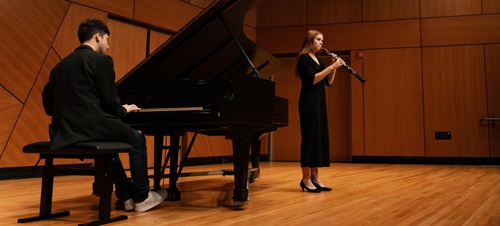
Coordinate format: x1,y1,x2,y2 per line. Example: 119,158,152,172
139,107,203,112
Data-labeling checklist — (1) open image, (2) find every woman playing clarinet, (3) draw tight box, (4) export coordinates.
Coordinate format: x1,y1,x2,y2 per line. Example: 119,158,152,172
295,30,345,193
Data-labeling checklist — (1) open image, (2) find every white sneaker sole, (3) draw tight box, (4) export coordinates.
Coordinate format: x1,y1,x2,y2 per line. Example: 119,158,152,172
134,189,168,212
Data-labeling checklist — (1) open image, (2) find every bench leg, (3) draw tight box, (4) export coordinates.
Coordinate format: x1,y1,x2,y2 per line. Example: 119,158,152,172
19,156,127,225
79,156,126,226
18,157,71,223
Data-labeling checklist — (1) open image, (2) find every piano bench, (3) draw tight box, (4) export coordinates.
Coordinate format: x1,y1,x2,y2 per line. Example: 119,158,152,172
18,141,134,226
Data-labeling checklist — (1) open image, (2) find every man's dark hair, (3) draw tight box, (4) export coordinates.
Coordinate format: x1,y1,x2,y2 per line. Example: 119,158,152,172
77,19,110,44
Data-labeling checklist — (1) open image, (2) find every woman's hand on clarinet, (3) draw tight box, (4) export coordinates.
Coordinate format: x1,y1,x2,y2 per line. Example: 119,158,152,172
331,56,345,70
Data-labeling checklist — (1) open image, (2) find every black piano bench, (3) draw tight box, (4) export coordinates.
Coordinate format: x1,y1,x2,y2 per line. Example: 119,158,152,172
18,141,134,226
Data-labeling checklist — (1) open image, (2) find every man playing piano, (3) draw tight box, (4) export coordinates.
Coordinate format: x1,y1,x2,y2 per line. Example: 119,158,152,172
42,19,167,212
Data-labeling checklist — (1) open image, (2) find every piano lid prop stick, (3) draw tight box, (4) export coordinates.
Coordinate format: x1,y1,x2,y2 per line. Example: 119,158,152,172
321,48,366,83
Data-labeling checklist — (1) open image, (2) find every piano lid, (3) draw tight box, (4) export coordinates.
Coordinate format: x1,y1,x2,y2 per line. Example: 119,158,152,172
117,0,280,87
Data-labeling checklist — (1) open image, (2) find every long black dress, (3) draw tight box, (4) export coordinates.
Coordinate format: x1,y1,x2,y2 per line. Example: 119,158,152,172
296,53,331,167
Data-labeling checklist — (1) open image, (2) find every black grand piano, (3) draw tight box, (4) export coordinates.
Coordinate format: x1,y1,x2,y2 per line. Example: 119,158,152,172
118,0,288,208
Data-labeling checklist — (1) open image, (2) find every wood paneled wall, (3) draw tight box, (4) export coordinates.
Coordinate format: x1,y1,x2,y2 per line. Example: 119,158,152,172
0,0,256,169
420,0,482,17
258,0,500,160
485,44,500,157
0,0,72,168
422,46,489,157
421,14,500,46
1,0,498,169
271,59,301,161
363,48,424,157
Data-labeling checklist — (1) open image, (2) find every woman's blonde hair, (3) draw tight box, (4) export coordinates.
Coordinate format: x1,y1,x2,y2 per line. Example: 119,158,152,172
296,30,322,76
298,30,322,56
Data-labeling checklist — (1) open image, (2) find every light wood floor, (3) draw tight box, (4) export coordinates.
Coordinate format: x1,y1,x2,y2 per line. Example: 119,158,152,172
1,162,500,226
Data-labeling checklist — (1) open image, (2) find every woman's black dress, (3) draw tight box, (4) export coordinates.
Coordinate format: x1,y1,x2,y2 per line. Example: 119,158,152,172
296,53,331,167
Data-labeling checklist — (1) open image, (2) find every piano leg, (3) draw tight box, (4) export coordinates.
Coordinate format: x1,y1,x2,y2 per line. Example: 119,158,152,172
167,134,181,201
231,139,251,209
153,134,163,191
153,133,181,201
249,135,262,182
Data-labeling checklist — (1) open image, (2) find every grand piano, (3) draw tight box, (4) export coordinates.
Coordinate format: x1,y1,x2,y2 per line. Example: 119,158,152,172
117,0,288,208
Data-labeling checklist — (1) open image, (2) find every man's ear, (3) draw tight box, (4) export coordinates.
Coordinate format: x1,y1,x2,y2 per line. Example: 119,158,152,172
95,33,101,42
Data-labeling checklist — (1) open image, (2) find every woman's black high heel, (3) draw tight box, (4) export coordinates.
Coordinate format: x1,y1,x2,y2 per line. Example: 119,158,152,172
311,181,332,191
300,181,321,193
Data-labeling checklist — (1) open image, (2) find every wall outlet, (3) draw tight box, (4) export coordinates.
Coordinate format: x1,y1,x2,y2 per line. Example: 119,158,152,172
435,131,451,140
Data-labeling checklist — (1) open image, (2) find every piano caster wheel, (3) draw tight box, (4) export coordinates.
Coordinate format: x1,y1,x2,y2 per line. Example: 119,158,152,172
248,169,260,183
229,199,248,210
249,173,255,183
166,189,181,201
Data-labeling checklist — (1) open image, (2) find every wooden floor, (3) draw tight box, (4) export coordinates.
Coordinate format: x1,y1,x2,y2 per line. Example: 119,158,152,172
2,162,500,226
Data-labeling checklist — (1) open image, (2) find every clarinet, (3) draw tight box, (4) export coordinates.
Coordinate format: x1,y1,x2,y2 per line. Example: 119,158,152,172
321,48,366,83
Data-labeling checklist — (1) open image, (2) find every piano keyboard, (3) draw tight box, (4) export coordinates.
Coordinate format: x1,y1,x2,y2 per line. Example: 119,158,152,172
139,106,204,112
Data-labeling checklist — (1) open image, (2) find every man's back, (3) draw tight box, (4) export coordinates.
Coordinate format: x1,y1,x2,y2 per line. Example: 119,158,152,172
42,45,133,150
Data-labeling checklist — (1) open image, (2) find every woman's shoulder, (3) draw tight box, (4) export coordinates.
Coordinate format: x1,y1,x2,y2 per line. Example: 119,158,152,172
297,53,311,62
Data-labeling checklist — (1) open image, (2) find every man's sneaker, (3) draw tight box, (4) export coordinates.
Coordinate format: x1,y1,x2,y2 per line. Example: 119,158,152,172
134,189,168,212
124,198,134,211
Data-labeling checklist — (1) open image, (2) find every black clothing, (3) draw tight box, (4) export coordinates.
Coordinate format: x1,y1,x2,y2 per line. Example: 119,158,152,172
42,45,135,150
296,53,331,167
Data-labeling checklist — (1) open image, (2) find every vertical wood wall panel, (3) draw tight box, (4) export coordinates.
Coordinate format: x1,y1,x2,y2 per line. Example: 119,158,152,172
421,14,500,47
422,46,489,157
314,19,421,51
421,0,482,18
187,134,232,158
483,0,500,14
362,0,420,21
149,30,172,53
106,19,147,80
0,0,69,102
257,26,308,54
484,44,500,157
68,0,134,18
134,0,202,32
0,88,23,162
2,49,55,167
350,52,365,156
256,0,307,28
1,49,89,167
325,56,351,162
307,0,362,24
272,59,301,161
52,4,108,59
363,48,424,156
